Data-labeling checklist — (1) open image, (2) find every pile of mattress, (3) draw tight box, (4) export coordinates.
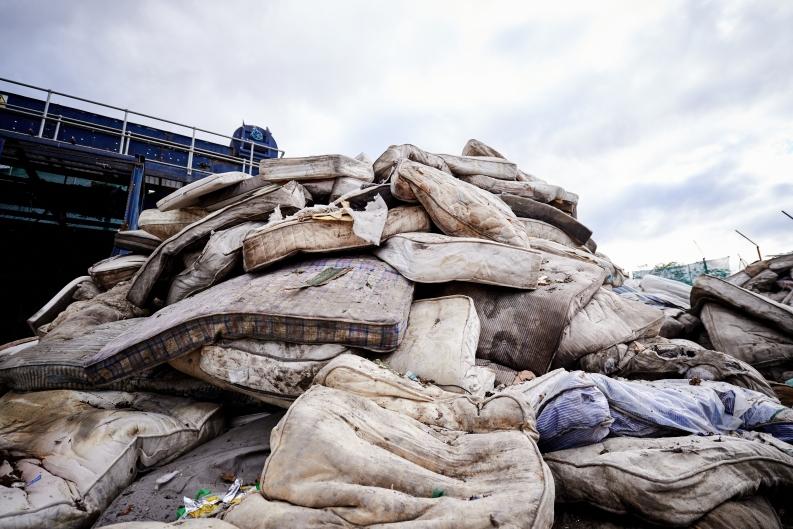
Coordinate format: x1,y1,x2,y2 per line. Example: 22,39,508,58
3,138,792,528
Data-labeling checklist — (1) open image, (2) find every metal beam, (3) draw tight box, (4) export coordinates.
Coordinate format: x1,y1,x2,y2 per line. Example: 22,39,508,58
122,162,146,232
735,229,762,261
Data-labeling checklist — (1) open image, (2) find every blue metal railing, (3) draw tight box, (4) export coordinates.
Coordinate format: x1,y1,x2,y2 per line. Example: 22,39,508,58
0,77,284,181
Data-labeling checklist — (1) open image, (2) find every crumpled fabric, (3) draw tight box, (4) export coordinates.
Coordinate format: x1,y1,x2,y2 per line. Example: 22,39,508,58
515,369,793,450
289,195,388,245
588,373,792,440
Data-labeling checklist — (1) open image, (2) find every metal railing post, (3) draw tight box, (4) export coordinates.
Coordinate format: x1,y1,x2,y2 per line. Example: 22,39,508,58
248,139,255,174
37,89,52,137
187,127,196,175
53,115,62,141
119,110,128,153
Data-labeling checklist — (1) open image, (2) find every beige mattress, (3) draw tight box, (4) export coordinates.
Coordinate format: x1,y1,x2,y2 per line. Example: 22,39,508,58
127,182,306,307
156,171,251,211
113,229,162,254
138,207,208,240
384,296,494,396
89,254,148,290
87,255,414,383
224,354,554,529
259,154,374,183
26,275,94,333
242,205,431,273
374,232,541,289
392,160,532,248
0,389,222,529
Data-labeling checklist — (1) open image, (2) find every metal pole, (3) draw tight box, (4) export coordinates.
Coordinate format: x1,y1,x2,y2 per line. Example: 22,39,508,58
783,210,793,222
248,139,255,175
735,229,762,261
53,115,62,141
119,110,128,153
187,127,196,176
37,89,52,137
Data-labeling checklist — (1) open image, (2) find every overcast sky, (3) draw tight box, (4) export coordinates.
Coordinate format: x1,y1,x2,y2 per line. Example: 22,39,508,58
2,0,791,271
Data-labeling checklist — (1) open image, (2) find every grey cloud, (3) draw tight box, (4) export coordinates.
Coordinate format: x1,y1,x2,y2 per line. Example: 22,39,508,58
586,159,753,241
2,0,792,267
480,2,793,161
743,211,793,240
489,20,586,57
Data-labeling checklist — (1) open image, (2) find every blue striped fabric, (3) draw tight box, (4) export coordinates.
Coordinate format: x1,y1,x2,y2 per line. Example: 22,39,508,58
590,374,793,441
536,384,612,452
531,371,793,450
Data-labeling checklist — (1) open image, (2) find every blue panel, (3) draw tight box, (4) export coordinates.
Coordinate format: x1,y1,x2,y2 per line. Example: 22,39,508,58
123,163,145,230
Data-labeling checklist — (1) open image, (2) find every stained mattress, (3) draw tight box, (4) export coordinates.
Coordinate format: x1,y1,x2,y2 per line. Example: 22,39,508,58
87,255,414,383
127,182,306,307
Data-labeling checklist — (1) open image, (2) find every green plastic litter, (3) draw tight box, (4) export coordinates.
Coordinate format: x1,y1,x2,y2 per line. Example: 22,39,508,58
176,506,186,519
431,487,445,498
785,378,793,388
195,488,212,500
